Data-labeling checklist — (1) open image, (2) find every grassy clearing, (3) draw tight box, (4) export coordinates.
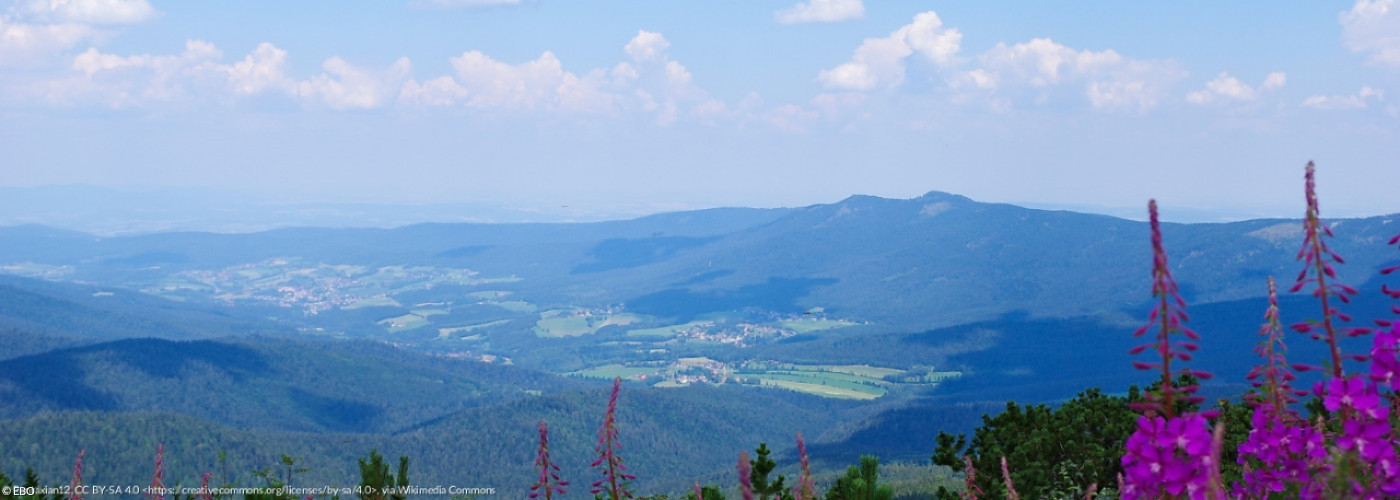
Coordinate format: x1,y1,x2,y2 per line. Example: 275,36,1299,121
626,320,710,338
410,308,449,317
342,296,401,310
801,364,904,379
493,301,537,313
437,319,511,338
756,372,886,396
761,379,880,400
926,371,963,383
572,364,658,379
766,370,884,387
534,316,591,337
377,313,430,333
780,318,856,333
467,290,510,299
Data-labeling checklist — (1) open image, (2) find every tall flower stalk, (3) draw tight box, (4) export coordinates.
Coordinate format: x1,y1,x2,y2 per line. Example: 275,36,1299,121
530,420,567,499
1128,199,1209,416
149,443,165,500
793,433,816,500
1121,199,1218,500
1290,161,1368,378
1235,278,1328,498
68,450,85,500
591,377,634,500
738,451,754,500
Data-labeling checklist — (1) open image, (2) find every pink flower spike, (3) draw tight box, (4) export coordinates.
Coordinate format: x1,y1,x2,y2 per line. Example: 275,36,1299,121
738,451,754,500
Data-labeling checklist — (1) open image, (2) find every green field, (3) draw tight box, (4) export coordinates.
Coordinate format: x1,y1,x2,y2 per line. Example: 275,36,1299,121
377,313,431,332
437,319,511,338
571,364,658,380
779,318,857,333
801,364,904,378
760,379,881,400
342,296,401,310
753,372,886,396
493,301,537,313
627,320,710,338
467,290,510,299
534,316,591,337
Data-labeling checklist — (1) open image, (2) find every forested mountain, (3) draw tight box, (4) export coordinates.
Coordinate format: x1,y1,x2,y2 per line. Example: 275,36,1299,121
0,382,862,497
0,335,588,433
3,192,1396,333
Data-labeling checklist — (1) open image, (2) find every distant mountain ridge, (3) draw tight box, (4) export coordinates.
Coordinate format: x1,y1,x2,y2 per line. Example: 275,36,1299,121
2,191,1396,333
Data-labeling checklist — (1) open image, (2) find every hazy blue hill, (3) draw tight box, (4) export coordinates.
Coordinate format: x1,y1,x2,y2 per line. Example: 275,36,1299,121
0,329,96,360
0,275,276,340
4,193,1395,333
592,192,1400,329
0,335,589,433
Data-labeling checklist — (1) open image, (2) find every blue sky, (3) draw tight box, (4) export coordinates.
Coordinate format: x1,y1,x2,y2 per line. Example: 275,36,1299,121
2,0,1398,221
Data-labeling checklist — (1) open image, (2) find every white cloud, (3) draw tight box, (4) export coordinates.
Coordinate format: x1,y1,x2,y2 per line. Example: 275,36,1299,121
0,0,156,68
950,38,1184,112
42,40,412,109
296,57,412,109
1301,86,1385,110
624,30,668,63
223,43,294,95
1185,72,1285,105
1340,0,1400,67
0,17,93,65
818,11,961,90
16,0,158,25
775,0,864,24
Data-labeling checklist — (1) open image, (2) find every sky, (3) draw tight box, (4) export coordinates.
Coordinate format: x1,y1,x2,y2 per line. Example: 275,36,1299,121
2,0,1399,223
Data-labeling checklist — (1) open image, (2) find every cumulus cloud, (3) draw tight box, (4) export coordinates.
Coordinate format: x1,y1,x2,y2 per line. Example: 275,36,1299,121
16,0,158,25
0,17,93,65
1185,71,1285,104
399,50,616,113
41,40,412,109
956,38,1184,112
775,0,864,24
818,11,961,90
1340,0,1400,67
1301,86,1385,110
400,30,721,124
623,30,668,62
296,56,412,109
0,0,157,68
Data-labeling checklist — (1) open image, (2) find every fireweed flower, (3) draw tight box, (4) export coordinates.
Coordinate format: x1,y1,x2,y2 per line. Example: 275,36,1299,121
793,433,816,500
199,472,213,500
149,443,165,500
1380,232,1400,324
1290,162,1369,378
1122,200,1219,499
1129,200,1210,417
530,420,568,500
1372,323,1400,389
1233,276,1333,498
1121,414,1215,499
590,378,634,500
738,451,754,500
1235,404,1328,497
1318,374,1400,496
69,450,85,500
